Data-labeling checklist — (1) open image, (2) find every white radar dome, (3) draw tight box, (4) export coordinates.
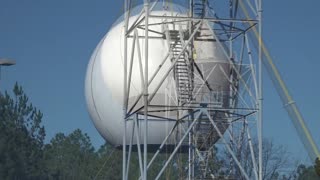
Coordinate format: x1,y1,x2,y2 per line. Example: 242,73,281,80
85,4,232,151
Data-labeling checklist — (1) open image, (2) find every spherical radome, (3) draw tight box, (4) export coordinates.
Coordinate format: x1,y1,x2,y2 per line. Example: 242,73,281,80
85,6,231,150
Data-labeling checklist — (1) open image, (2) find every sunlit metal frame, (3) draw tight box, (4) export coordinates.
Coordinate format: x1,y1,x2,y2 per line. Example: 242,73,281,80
121,0,263,179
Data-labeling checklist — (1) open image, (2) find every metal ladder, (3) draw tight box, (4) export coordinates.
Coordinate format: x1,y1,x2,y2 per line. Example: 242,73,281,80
168,30,193,105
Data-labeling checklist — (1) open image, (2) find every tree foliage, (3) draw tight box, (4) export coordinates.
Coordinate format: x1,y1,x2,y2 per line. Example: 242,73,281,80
218,138,293,179
294,164,320,180
316,158,320,177
1,83,319,179
0,83,45,179
42,129,97,180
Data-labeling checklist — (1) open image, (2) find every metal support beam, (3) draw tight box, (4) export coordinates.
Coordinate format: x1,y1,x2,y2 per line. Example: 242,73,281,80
246,120,259,180
143,1,149,179
123,0,129,179
134,115,144,177
138,119,182,180
126,32,137,109
258,0,263,179
148,21,203,103
149,15,257,23
125,119,135,179
155,111,203,180
206,110,250,180
205,20,256,102
121,1,262,179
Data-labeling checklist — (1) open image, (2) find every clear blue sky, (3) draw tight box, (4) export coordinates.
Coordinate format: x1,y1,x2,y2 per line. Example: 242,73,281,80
0,0,319,163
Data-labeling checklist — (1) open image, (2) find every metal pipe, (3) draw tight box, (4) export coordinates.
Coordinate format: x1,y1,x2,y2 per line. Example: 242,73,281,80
188,3,195,176
126,120,135,179
246,120,259,180
146,121,179,169
129,21,202,114
244,33,259,98
126,0,160,36
149,15,257,23
127,50,170,114
205,20,256,102
134,114,144,177
148,51,170,85
126,31,137,109
246,0,258,15
191,110,195,179
258,0,263,179
135,30,146,89
206,110,250,180
137,119,181,180
128,40,170,115
123,0,130,179
155,111,202,180
126,10,145,36
143,1,149,179
240,0,320,164
188,110,193,180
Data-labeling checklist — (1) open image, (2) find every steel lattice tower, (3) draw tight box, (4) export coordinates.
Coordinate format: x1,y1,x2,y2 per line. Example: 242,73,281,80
121,0,263,179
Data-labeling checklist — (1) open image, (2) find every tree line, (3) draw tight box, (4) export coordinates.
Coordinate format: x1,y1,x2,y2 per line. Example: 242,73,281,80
0,83,318,179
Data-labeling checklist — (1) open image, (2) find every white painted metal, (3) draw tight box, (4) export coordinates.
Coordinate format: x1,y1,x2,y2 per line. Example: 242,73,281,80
85,1,264,179
85,8,231,148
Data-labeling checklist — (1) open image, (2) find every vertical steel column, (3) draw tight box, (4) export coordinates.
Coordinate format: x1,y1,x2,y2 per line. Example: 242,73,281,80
122,0,129,179
191,111,195,179
134,114,144,177
143,0,149,179
228,0,233,58
188,110,194,180
126,119,135,179
188,1,193,179
258,0,263,179
246,120,259,180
